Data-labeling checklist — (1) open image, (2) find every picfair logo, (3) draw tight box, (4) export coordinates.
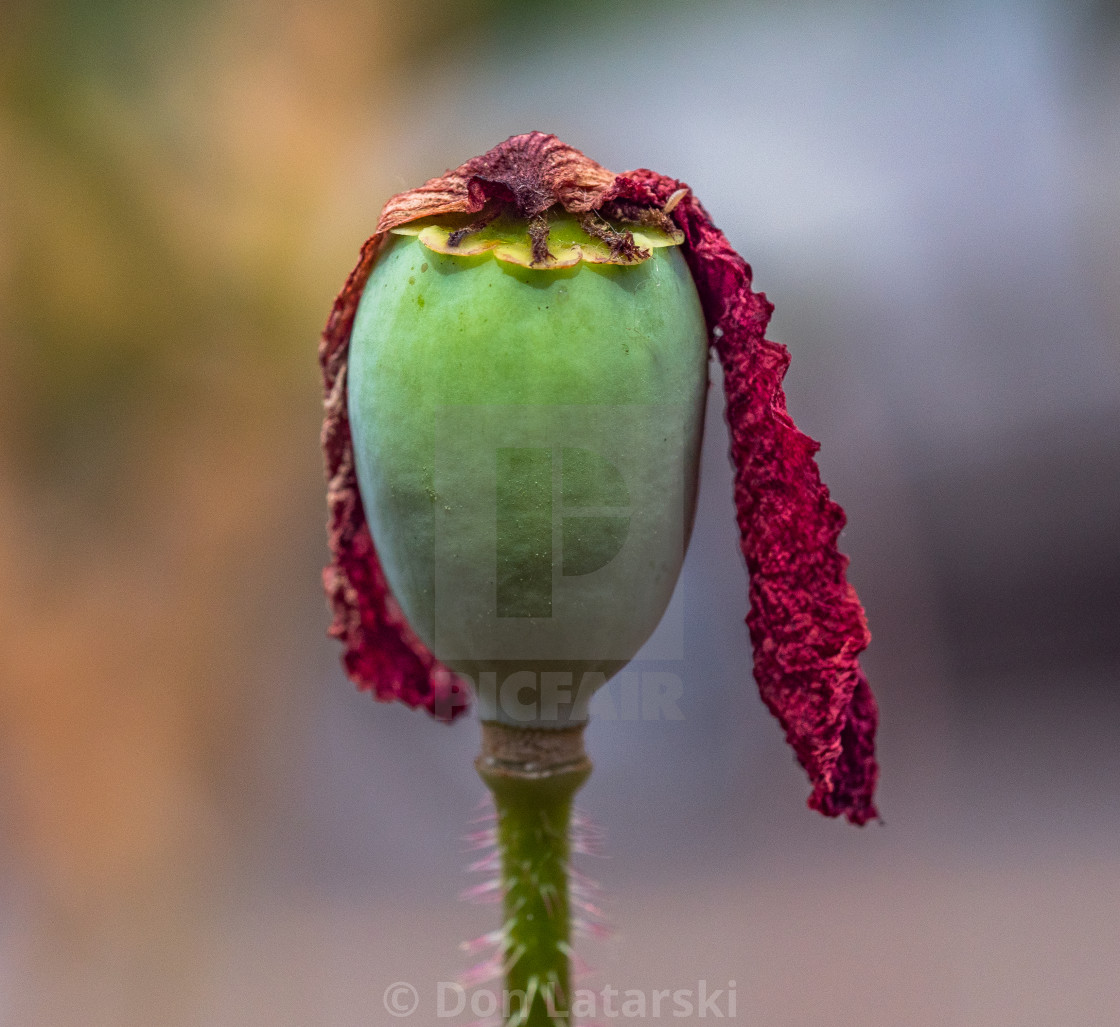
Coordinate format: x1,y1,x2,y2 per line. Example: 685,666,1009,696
495,445,631,619
433,404,686,663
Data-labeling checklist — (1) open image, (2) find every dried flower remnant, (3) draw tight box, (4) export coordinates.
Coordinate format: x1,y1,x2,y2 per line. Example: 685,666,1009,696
319,132,879,825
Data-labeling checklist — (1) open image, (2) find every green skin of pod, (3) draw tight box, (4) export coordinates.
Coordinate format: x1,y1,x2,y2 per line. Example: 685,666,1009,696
348,232,708,725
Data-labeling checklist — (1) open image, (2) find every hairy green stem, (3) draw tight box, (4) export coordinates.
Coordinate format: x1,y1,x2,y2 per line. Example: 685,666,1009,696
476,725,591,1027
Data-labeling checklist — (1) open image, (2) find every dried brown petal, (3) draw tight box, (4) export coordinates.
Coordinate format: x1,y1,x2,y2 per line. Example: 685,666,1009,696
373,130,616,235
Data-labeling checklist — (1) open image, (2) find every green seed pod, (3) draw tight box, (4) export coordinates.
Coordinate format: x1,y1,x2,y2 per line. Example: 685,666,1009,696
347,211,707,726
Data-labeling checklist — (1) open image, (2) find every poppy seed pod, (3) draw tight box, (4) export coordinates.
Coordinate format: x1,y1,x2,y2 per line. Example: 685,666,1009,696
320,133,879,825
348,208,706,729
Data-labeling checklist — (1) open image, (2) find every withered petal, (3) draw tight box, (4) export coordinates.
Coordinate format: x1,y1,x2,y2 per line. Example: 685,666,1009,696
374,130,616,235
604,169,879,824
319,134,879,822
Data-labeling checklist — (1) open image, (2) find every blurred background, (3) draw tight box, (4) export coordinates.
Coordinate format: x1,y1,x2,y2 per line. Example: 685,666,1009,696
1,0,1118,1023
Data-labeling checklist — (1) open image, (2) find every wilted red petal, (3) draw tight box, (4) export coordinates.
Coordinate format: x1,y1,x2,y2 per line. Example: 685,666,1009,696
606,171,880,825
320,236,467,722
319,135,879,821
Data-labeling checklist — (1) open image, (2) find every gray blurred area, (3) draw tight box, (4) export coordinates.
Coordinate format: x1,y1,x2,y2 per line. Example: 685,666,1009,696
1,0,1118,1024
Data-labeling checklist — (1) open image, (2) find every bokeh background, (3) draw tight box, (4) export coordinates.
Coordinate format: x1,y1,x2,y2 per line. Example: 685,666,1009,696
2,0,1118,1024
